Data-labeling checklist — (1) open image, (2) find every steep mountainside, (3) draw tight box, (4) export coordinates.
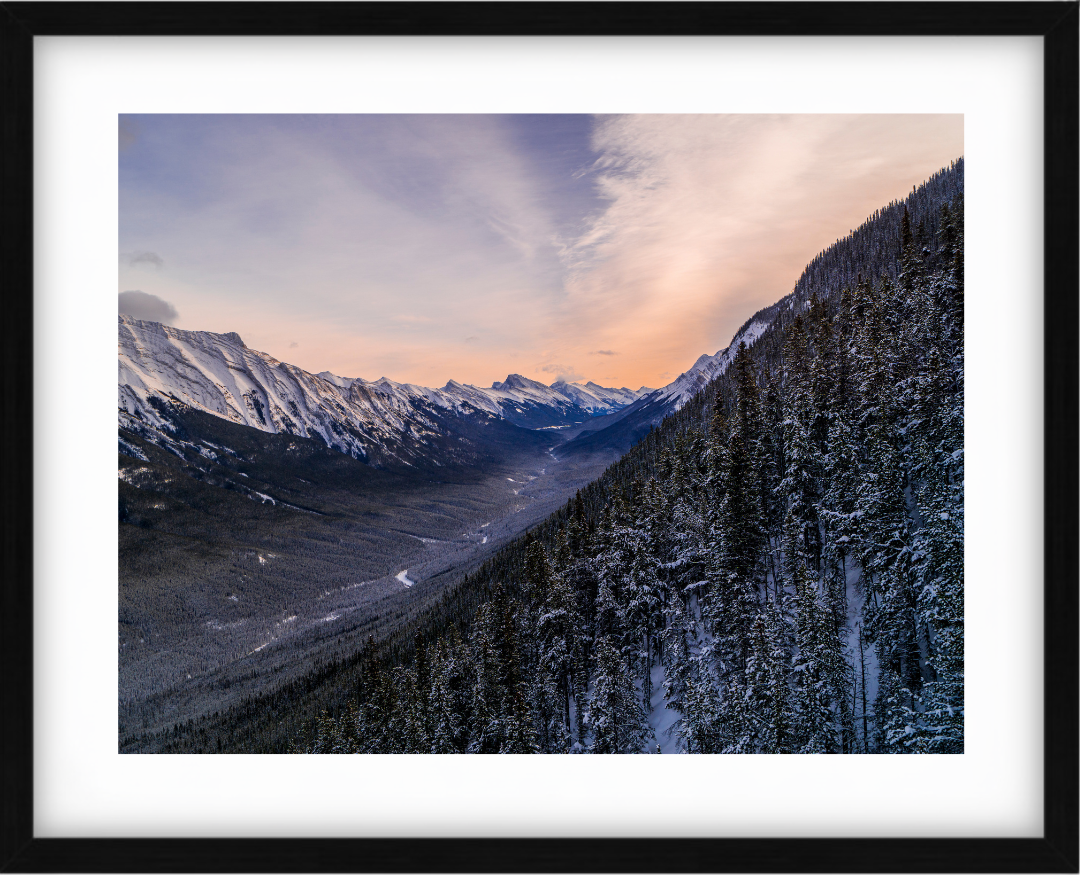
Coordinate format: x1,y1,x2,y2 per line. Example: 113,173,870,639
119,316,647,468
125,161,964,755
290,159,965,756
559,318,770,460
560,159,964,462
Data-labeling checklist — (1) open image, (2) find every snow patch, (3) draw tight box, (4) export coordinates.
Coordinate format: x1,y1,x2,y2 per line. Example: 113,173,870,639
648,661,684,754
118,467,150,484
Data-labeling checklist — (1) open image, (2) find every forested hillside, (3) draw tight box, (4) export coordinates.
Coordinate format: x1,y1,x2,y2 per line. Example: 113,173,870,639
299,161,964,755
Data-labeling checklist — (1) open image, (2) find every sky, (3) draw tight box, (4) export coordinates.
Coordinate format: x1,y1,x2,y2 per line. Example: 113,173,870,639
119,114,963,391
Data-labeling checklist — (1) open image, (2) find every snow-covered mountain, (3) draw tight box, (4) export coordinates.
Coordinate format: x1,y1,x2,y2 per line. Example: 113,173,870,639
557,316,771,459
651,318,769,408
118,316,648,465
442,373,646,429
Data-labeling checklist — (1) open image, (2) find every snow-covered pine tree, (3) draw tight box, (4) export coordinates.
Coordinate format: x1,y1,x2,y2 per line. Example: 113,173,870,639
429,632,470,754
586,636,651,754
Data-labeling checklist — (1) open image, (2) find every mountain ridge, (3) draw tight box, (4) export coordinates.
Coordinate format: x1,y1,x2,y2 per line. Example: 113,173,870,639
118,315,654,466
117,311,772,470
556,317,771,459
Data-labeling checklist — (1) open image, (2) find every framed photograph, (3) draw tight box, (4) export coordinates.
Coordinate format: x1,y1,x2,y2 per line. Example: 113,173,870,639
2,2,1076,872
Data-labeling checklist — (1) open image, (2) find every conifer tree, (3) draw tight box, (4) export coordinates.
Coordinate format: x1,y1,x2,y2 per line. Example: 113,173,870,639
661,592,697,725
753,600,794,753
429,633,470,753
791,564,837,753
586,636,651,754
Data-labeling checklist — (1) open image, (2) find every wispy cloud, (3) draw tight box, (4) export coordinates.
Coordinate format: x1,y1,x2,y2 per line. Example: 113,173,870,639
119,114,962,390
554,114,964,384
119,114,571,386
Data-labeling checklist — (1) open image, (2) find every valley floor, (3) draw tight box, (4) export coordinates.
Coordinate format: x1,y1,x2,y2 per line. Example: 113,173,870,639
119,421,613,752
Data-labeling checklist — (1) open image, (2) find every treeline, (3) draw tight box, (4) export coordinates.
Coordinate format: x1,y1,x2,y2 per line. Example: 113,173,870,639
787,159,964,313
298,167,964,754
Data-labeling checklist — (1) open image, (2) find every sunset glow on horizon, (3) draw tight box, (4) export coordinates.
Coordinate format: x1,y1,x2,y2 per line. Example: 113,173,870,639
119,114,963,391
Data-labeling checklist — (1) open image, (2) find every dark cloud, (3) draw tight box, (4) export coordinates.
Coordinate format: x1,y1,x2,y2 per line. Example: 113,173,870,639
539,363,583,383
119,117,139,152
289,341,299,348
126,251,164,270
464,336,480,344
119,291,178,325
592,349,618,356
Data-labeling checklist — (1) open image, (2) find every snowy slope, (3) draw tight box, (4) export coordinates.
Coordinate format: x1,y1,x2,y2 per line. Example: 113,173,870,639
474,374,645,428
651,319,769,409
118,316,647,460
558,318,771,460
119,316,464,461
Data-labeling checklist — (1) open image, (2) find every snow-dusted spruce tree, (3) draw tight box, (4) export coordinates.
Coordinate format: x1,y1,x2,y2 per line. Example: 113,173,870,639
386,663,423,753
494,591,539,754
586,636,651,753
707,344,768,675
521,540,564,752
661,591,697,732
792,560,849,753
537,562,577,747
745,601,793,753
429,632,470,753
625,546,662,711
468,600,505,753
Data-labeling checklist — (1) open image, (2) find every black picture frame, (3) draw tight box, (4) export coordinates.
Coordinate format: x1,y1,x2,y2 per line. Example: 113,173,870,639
1,3,1076,872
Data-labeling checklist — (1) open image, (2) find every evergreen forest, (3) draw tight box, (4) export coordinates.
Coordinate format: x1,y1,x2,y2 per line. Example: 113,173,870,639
295,161,965,755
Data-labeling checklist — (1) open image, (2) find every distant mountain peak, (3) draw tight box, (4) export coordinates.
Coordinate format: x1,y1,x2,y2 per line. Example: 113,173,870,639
317,371,357,390
117,321,649,464
492,373,543,392
690,351,720,371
